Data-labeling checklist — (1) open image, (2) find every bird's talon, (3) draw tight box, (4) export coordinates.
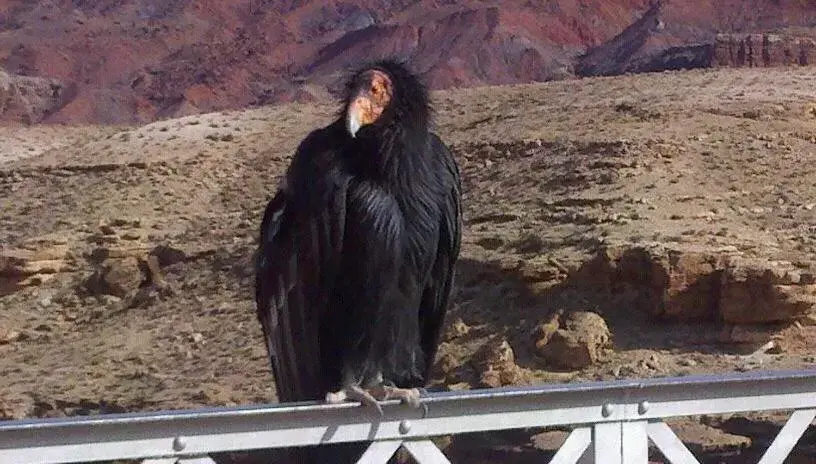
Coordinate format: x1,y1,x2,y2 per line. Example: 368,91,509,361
326,386,384,416
376,386,422,410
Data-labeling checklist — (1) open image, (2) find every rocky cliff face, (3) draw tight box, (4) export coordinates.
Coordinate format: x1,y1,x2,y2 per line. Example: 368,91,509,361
1,0,815,125
0,70,74,125
713,33,816,67
576,1,666,77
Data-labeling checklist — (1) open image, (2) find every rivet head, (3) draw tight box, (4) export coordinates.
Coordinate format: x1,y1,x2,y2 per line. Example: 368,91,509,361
399,420,412,434
172,436,187,451
601,403,614,417
638,401,650,415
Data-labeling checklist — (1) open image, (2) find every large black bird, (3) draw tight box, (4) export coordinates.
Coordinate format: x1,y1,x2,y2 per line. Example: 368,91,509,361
254,59,461,424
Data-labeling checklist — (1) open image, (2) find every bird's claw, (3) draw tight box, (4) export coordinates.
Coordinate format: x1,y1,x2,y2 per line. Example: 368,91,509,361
325,385,384,416
389,386,428,418
370,385,423,409
325,385,427,417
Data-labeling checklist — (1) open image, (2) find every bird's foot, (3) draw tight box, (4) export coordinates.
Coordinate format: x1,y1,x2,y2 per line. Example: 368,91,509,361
325,385,384,416
369,385,422,409
324,385,428,417
371,385,429,418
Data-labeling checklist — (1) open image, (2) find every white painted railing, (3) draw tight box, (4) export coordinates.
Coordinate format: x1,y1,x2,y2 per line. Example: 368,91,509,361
0,369,814,464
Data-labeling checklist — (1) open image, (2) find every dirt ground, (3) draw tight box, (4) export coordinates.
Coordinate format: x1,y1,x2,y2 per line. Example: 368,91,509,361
1,67,816,463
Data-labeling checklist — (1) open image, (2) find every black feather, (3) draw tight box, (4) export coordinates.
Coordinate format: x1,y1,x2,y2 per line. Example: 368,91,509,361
254,58,462,464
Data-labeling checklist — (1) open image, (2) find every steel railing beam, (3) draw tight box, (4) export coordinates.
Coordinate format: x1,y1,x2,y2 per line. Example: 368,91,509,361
0,369,812,464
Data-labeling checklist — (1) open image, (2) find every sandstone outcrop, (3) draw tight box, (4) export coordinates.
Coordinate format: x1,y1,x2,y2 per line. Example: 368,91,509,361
0,237,76,295
0,218,185,303
576,245,816,325
720,257,816,324
713,33,815,68
82,220,183,301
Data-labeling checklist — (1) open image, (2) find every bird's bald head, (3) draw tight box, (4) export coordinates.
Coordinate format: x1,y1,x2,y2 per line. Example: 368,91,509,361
345,68,393,138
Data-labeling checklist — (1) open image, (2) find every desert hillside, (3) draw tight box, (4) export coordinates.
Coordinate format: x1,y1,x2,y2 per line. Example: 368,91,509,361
1,66,816,462
1,0,816,124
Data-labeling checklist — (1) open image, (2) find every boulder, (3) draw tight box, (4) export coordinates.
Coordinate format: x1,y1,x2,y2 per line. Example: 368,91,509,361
150,244,187,267
537,311,612,370
82,219,179,300
84,257,144,298
471,338,529,387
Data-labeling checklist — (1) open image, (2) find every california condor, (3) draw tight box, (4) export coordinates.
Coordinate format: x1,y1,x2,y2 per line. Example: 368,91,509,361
254,59,462,422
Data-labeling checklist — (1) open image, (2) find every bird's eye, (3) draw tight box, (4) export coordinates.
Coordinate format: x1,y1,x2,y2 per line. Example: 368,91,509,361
371,85,380,95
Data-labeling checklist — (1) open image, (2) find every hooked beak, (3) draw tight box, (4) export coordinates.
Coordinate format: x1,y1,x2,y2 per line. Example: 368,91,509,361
344,69,392,138
346,99,363,138
346,94,379,138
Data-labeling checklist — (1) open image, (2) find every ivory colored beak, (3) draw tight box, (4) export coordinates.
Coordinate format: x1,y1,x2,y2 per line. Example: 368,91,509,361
346,101,362,138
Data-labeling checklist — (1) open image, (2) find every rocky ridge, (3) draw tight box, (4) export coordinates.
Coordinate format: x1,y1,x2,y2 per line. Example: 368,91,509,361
2,0,816,124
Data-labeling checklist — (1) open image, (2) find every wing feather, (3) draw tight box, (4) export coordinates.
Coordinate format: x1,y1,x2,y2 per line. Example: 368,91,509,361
255,128,347,402
418,134,462,381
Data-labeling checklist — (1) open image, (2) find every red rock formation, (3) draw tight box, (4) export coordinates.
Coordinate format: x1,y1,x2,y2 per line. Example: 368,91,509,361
576,1,666,77
0,69,75,124
713,33,816,68
0,0,815,125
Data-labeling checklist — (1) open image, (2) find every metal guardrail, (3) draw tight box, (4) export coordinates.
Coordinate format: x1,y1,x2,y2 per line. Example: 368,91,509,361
0,369,814,464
